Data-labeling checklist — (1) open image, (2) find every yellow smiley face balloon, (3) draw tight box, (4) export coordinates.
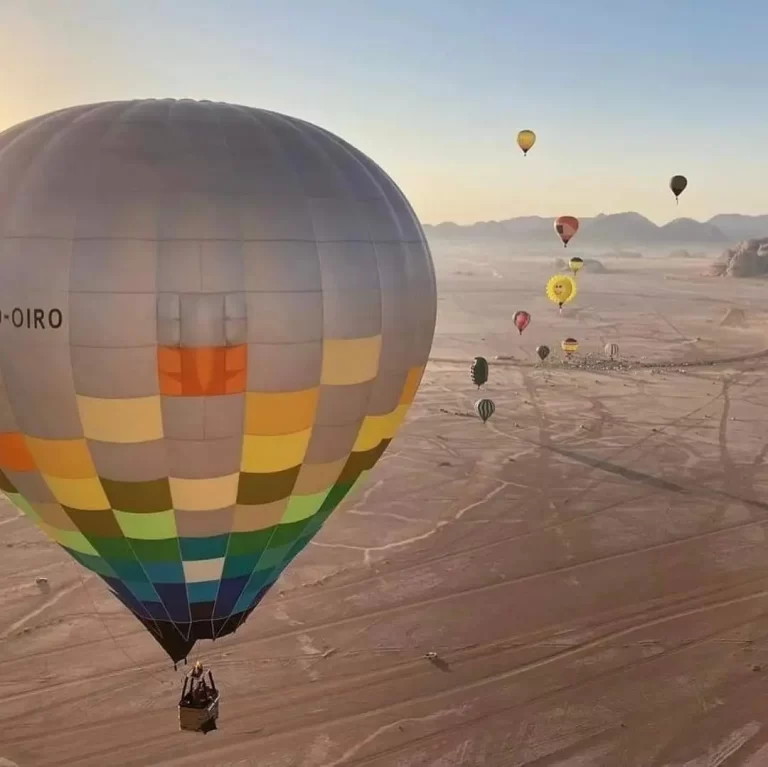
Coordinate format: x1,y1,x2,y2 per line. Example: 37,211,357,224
546,274,577,308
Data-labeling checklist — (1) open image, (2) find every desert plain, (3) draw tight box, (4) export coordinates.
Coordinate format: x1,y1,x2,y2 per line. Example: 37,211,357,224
2,245,768,767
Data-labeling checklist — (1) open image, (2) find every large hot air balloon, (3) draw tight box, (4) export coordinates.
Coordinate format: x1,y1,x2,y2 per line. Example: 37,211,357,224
670,175,687,204
470,356,489,388
0,100,437,665
536,345,550,361
517,130,536,157
568,257,584,275
513,310,531,335
605,343,619,359
554,216,579,247
474,398,495,423
545,274,578,312
561,338,579,356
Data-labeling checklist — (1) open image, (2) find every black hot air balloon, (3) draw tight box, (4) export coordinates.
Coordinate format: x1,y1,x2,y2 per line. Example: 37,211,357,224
536,345,550,361
470,356,489,388
669,175,688,204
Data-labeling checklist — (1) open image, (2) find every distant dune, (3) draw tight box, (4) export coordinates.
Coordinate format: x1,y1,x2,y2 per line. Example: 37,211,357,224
597,250,643,259
668,249,706,259
719,307,748,327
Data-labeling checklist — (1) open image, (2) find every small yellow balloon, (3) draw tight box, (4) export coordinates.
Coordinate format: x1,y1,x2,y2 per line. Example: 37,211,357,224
568,256,584,274
561,337,579,355
546,274,577,309
517,129,536,156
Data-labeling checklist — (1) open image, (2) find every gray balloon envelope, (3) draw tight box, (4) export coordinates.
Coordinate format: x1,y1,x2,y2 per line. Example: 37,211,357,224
0,99,437,662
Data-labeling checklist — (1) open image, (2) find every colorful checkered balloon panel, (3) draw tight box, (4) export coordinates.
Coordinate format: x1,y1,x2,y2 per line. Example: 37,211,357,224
0,100,437,662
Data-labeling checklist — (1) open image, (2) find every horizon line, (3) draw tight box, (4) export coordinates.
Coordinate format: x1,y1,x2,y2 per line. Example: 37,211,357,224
423,211,768,228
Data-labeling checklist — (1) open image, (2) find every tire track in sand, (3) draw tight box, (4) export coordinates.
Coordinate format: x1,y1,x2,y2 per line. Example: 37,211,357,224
0,579,87,640
35,584,768,767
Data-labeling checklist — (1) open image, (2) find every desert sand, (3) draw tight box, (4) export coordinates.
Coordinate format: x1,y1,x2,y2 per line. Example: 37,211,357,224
2,247,768,767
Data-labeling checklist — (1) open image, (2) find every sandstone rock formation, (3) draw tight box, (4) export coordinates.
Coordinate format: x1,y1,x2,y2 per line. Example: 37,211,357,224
710,238,768,277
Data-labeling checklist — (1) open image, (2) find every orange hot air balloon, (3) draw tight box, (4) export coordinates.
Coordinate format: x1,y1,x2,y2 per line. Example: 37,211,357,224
554,216,579,247
513,310,531,335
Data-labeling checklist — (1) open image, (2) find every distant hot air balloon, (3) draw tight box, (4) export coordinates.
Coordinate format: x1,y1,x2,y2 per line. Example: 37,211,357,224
536,345,550,361
561,337,579,356
517,130,536,156
568,256,584,275
670,175,688,204
475,398,496,423
546,274,578,312
554,216,579,247
605,342,620,359
470,356,489,388
513,310,531,335
0,100,437,665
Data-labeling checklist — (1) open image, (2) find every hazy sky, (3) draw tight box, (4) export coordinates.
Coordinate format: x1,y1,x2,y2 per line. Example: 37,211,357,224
1,0,766,225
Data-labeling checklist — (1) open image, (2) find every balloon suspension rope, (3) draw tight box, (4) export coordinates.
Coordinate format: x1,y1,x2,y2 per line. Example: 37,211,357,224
68,558,169,688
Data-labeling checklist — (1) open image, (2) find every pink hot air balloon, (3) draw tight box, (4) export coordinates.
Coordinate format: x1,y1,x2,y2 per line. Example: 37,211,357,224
554,215,579,247
513,310,531,335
